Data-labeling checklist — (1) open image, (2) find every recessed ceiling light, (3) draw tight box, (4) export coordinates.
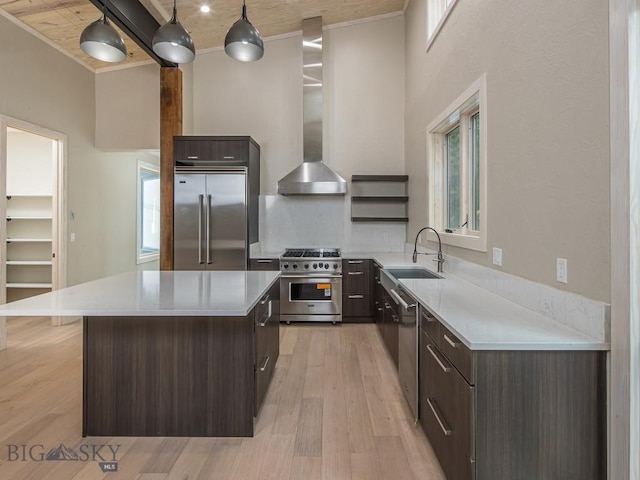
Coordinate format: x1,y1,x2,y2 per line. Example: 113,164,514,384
200,5,211,13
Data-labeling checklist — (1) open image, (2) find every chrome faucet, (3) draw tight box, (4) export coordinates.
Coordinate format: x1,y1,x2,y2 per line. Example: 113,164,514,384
412,227,444,273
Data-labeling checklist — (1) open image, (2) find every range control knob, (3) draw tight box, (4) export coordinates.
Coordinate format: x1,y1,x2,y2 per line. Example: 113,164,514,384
293,264,298,269
333,264,338,269
304,264,309,269
324,263,329,269
313,263,318,269
283,263,289,269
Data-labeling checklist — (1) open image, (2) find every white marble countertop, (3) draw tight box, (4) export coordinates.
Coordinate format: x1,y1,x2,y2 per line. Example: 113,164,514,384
344,252,608,351
0,271,280,317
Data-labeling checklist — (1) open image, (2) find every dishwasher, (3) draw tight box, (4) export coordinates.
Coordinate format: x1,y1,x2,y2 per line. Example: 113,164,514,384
381,270,419,421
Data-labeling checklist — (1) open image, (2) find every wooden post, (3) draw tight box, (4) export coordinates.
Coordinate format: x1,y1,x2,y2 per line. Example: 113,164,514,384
160,67,182,271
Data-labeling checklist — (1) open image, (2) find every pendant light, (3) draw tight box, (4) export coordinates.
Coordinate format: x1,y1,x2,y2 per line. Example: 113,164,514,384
152,0,195,64
79,7,127,63
224,0,264,62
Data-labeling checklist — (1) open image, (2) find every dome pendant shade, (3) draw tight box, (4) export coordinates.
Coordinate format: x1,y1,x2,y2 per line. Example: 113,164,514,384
225,3,264,62
152,2,195,64
80,15,127,63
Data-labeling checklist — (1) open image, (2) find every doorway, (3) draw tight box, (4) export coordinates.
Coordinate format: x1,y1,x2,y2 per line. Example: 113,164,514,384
0,116,67,310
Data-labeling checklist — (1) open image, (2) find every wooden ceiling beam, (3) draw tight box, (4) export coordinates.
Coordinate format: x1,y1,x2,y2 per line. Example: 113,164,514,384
87,0,176,67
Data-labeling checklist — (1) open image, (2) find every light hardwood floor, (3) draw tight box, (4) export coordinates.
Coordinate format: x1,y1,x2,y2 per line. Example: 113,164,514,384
0,317,446,480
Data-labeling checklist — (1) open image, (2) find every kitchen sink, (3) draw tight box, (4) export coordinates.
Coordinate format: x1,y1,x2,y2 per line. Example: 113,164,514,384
384,267,442,280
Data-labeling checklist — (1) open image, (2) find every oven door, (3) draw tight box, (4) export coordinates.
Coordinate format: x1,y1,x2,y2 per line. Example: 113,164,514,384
280,275,342,316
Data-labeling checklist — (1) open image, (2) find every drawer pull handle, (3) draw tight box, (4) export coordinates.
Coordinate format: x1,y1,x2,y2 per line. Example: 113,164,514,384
257,259,273,263
259,355,270,372
392,314,400,323
348,295,364,299
223,156,235,159
259,305,271,327
348,271,364,275
348,260,363,264
421,311,436,322
384,302,392,310
426,344,451,373
187,155,199,159
426,398,452,436
443,333,459,348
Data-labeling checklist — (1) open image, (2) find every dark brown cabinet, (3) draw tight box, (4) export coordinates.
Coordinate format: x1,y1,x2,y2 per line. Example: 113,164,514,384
254,281,280,415
382,290,399,367
83,282,280,438
418,305,606,480
342,259,374,322
373,262,398,366
249,258,279,271
174,136,254,165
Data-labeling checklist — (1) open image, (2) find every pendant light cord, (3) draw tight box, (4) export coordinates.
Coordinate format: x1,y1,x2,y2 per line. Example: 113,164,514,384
171,0,178,23
242,0,247,20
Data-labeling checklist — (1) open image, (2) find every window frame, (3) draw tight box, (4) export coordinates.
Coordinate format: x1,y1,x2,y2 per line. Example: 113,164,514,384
426,0,461,52
427,74,487,252
136,160,160,265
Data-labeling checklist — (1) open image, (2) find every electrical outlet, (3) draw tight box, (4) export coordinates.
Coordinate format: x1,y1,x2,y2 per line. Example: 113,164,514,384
70,233,76,242
492,247,502,266
557,258,568,283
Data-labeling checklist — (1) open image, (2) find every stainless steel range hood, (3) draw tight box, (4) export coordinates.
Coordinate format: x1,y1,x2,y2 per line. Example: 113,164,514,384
278,17,347,196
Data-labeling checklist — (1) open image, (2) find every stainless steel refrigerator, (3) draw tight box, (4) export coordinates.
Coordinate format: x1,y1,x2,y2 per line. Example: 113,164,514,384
174,170,248,270
172,136,260,271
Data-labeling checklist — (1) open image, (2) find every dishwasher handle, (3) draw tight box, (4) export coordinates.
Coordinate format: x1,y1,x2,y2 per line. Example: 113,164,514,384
390,288,416,311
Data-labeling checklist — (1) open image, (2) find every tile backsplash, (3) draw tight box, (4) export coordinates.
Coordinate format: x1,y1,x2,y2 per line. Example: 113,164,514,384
259,195,406,252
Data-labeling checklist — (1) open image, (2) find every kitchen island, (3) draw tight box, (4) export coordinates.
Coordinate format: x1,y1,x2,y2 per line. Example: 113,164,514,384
0,270,281,437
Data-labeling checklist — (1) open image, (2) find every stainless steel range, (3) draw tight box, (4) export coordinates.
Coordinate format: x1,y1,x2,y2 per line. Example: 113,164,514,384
280,248,342,324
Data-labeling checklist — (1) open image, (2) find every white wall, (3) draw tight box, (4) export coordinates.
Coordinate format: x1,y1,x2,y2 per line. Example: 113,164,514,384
0,14,157,286
192,15,406,250
404,0,610,302
95,63,160,151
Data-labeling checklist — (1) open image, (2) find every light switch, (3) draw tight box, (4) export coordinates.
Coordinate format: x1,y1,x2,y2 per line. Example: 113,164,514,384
492,247,502,267
70,232,76,242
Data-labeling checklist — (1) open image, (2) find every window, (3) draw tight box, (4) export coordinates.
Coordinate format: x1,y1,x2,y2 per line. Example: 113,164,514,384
427,75,486,252
426,0,460,51
137,161,160,264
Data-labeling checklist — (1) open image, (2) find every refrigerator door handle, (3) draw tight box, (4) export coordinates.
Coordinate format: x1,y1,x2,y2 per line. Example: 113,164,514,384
198,194,204,264
206,194,213,264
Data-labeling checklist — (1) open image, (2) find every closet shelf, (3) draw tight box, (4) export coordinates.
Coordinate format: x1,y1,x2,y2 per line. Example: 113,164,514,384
6,283,52,289
7,261,53,266
6,238,53,243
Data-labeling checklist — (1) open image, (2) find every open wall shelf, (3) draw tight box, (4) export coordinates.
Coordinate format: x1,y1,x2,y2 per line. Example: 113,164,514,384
350,175,409,223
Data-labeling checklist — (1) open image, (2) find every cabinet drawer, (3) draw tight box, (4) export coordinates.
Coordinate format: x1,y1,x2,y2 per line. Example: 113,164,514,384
421,306,475,385
342,259,371,273
343,293,372,317
422,334,474,459
421,394,475,480
249,258,279,271
437,324,475,385
343,270,370,294
254,288,279,415
420,306,440,343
